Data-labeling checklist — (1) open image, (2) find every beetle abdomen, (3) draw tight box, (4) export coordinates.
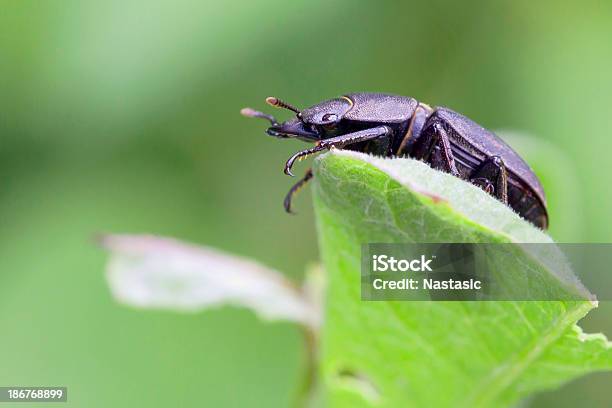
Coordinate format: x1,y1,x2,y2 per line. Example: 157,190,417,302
426,138,549,229
434,108,547,205
409,107,549,229
507,182,549,229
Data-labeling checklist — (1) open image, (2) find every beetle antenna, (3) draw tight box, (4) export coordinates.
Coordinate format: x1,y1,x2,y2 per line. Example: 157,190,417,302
240,107,279,126
266,96,301,115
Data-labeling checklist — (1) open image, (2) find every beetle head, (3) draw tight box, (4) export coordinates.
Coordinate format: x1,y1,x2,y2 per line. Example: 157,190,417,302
241,96,354,142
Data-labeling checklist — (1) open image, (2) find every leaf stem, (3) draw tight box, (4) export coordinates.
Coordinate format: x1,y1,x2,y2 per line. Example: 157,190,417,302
293,326,319,408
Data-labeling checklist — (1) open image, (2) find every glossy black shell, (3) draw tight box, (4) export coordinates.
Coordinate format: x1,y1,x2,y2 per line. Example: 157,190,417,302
423,107,548,229
339,93,548,229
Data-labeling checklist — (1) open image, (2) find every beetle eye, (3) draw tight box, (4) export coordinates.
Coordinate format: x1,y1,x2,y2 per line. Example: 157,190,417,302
321,113,338,123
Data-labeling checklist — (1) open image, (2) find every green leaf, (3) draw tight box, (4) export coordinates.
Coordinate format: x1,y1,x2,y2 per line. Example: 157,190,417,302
311,150,612,408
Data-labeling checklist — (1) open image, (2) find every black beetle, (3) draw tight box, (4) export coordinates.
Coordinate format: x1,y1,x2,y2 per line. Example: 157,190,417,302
241,93,548,229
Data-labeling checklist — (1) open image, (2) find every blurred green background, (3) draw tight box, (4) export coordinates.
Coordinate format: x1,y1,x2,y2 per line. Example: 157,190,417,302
1,0,611,406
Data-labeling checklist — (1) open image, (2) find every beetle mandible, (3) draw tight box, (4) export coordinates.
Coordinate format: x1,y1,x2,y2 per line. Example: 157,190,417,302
241,93,548,229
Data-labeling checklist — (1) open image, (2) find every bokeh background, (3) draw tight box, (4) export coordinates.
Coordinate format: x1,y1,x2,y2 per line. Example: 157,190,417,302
1,0,611,406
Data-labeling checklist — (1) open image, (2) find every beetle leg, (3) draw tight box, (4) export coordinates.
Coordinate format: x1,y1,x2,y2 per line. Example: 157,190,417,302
284,145,325,176
431,123,460,176
414,122,460,176
283,168,313,214
470,155,508,203
284,126,392,176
